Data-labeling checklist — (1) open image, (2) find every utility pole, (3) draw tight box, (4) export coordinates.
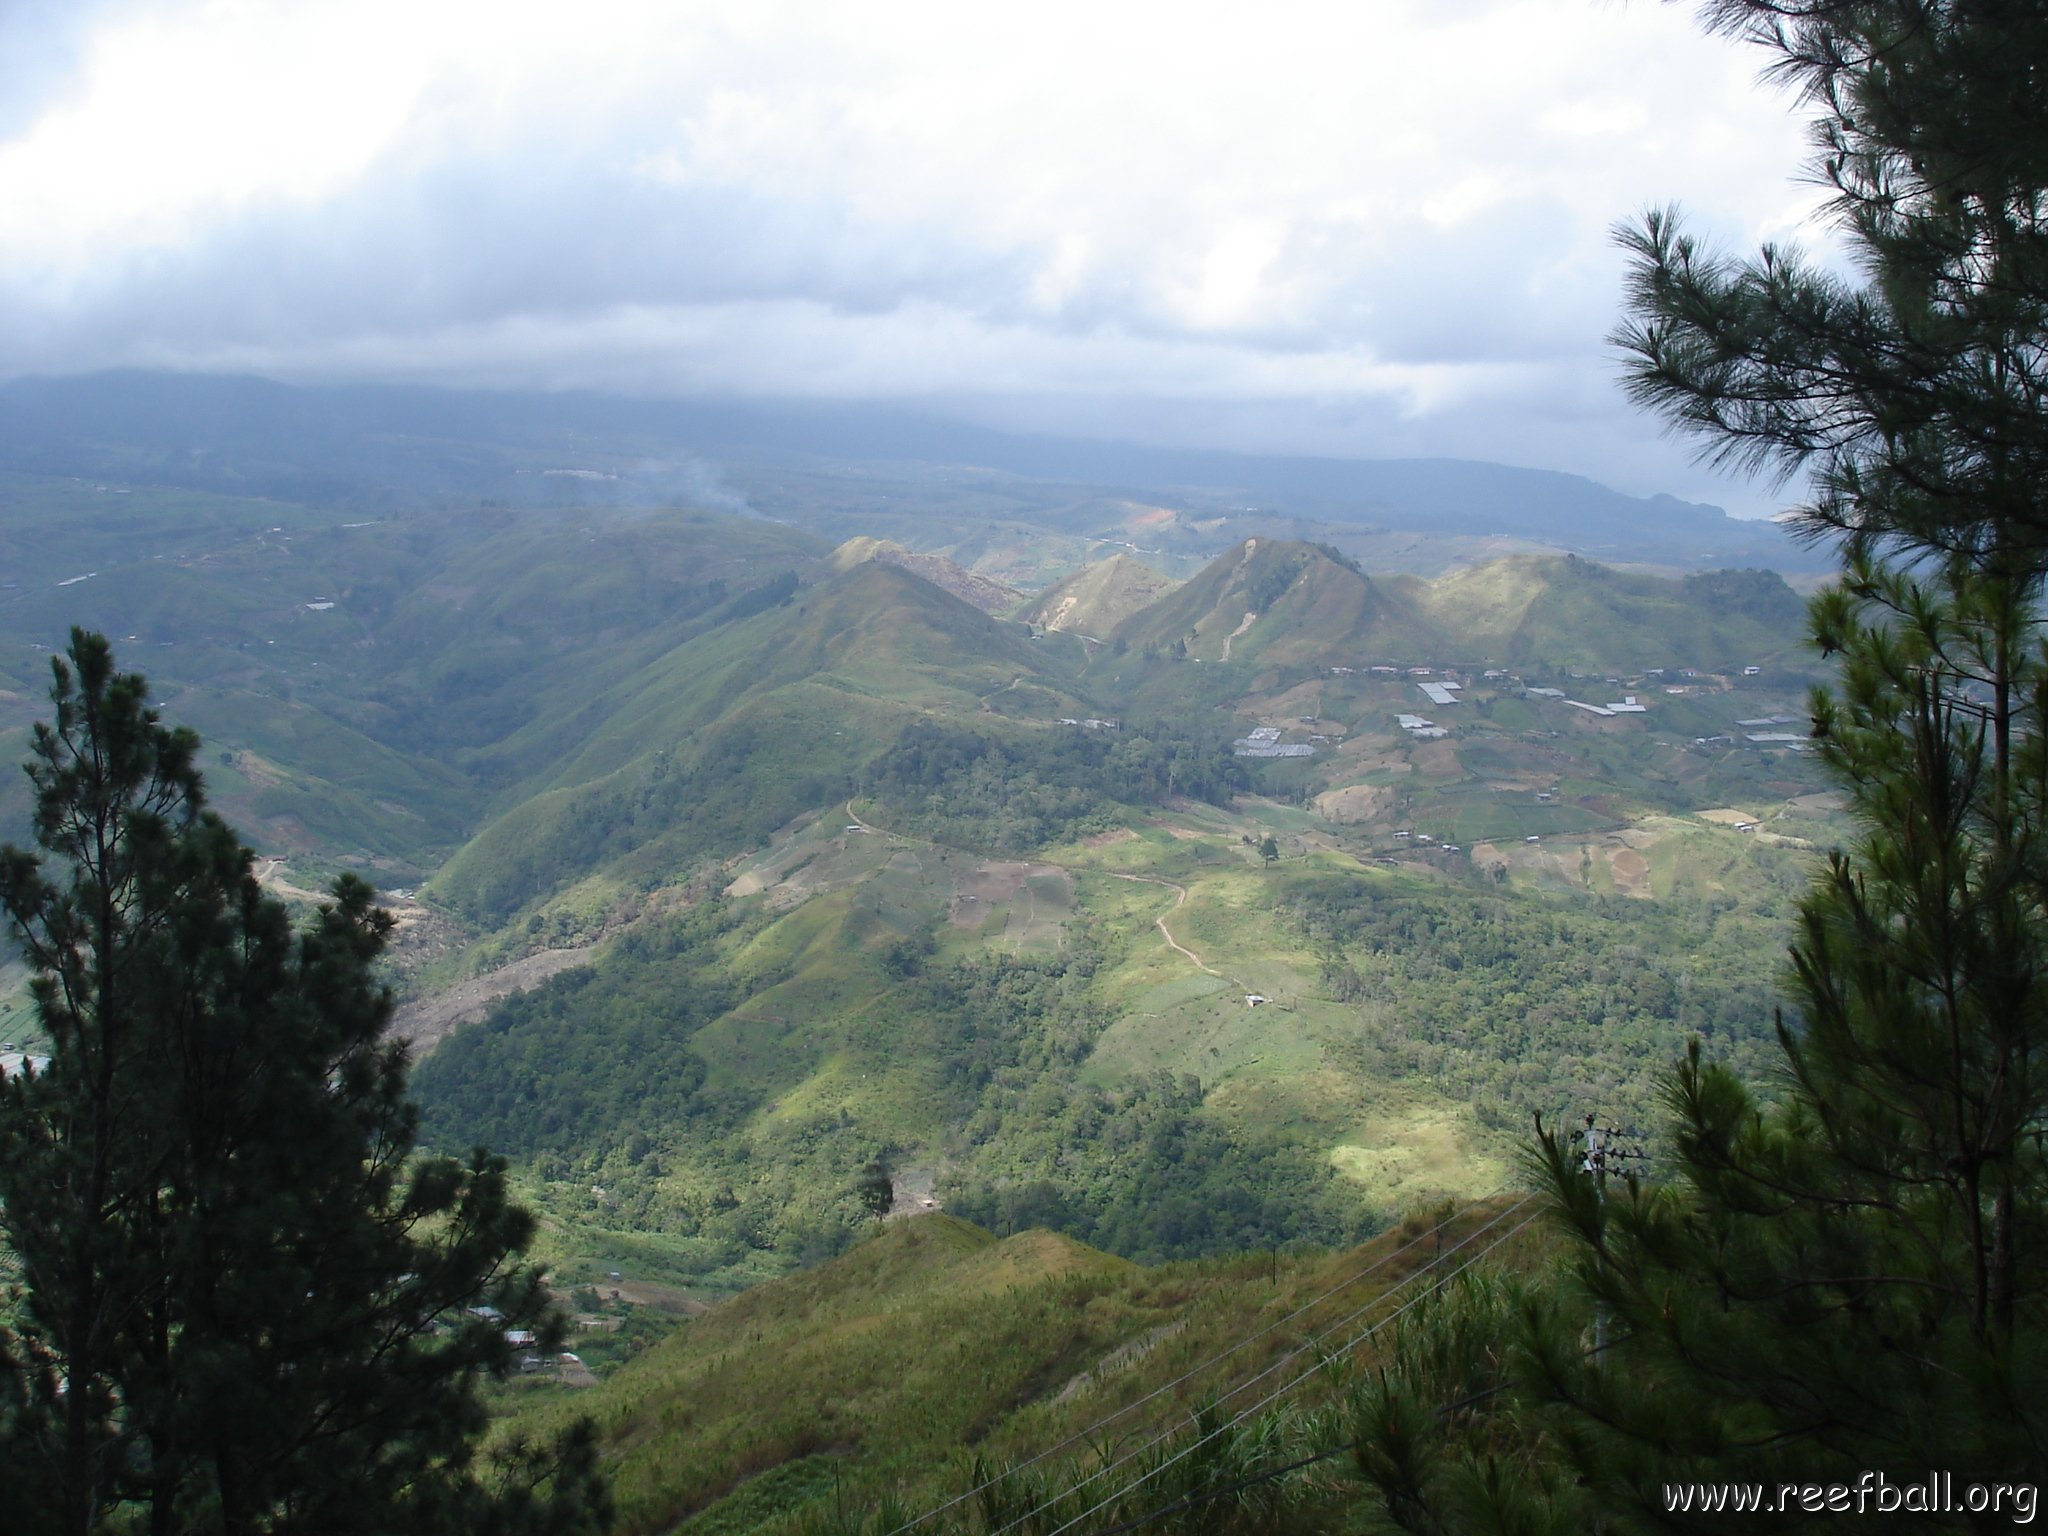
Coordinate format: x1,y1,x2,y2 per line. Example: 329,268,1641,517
1573,1112,1646,1365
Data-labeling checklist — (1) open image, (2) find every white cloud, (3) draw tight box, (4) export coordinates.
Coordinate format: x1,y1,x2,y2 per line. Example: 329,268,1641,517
0,0,1825,514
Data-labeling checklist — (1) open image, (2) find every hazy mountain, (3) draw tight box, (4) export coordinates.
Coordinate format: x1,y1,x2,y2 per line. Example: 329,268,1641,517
1019,552,1181,637
0,371,1812,570
1411,555,1812,672
827,536,1022,614
1105,539,1433,666
426,558,1084,922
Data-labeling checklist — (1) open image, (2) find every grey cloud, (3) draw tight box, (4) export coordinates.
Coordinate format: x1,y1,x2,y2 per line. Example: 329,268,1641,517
2,98,1607,386
2,147,1033,372
0,65,1778,523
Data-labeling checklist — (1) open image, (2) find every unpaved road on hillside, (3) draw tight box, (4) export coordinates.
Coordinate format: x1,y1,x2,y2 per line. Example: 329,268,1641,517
1104,871,1218,975
850,801,1231,982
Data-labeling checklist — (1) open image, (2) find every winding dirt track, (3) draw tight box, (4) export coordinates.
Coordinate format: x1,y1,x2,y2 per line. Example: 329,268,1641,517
1104,871,1216,975
849,799,1236,986
405,802,1242,1058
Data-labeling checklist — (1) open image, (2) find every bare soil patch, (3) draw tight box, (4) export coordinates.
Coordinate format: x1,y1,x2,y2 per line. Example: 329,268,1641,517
957,860,1039,903
596,1279,708,1316
1251,679,1328,718
252,858,325,903
232,749,285,789
1039,594,1081,631
1788,792,1846,813
1608,848,1652,897
885,1165,942,1218
1055,1321,1188,1403
390,945,599,1053
1313,783,1392,824
950,860,1064,928
1334,733,1402,764
1412,742,1463,779
1696,807,1761,827
1470,842,1508,877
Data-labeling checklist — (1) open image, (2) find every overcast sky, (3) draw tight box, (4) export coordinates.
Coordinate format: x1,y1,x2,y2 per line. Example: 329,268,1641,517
0,0,1828,515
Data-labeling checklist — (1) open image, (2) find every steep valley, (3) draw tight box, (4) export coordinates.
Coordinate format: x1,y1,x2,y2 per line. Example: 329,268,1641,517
0,454,1843,1529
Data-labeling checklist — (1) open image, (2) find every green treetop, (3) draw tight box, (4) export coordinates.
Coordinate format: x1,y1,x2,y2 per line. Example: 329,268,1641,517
1353,3,2048,1528
0,631,611,1536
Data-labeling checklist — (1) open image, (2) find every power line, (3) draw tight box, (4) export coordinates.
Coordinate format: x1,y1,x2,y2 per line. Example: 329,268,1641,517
1036,1203,1544,1536
983,1197,1531,1536
882,1187,1512,1536
1083,1441,1356,1536
991,1196,1540,1536
1076,1319,1625,1536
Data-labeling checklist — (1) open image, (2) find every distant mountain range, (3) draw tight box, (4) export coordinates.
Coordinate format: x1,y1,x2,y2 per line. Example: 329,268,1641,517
0,370,1814,571
0,472,1827,1317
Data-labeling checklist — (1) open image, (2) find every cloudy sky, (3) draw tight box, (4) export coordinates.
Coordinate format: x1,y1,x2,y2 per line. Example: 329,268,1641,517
0,0,1827,515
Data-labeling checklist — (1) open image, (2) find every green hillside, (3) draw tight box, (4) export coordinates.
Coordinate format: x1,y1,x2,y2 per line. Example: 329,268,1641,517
426,561,1088,923
1018,552,1180,638
828,536,1023,614
1094,539,1807,692
391,525,1832,1311
410,812,1387,1295
1104,538,1433,669
4,483,1837,1343
0,480,828,873
1413,555,1809,671
411,763,1803,1309
497,1200,1541,1536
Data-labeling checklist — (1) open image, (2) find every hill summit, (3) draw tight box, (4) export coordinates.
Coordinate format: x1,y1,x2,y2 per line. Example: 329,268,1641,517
828,536,1021,614
427,557,1071,921
1110,538,1432,665
1020,552,1180,638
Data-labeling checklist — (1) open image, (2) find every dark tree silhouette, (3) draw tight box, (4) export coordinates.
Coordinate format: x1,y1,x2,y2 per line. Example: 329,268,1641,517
0,632,612,1536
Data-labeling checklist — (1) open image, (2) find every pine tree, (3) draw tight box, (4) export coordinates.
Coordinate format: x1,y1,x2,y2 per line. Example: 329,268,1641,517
0,631,611,1536
1351,2,2048,1527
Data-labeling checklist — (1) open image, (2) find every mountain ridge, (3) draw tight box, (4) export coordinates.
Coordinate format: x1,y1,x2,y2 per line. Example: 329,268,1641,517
0,370,1804,569
1020,552,1181,637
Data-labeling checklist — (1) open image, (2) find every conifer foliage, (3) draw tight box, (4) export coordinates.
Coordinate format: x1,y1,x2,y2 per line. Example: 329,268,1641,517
1354,2,2048,1527
0,632,611,1535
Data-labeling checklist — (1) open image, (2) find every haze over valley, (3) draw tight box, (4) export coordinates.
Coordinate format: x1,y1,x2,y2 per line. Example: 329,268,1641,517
9,3,2015,1528
0,373,1832,1304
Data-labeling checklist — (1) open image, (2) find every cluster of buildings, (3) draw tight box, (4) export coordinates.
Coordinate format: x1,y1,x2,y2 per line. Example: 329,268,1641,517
1560,693,1649,717
1394,671,1650,725
1232,725,1315,759
0,1046,51,1080
1239,656,1787,760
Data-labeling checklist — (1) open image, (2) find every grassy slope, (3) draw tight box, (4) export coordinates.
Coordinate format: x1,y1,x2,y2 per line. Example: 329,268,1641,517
5,487,1830,1323
1087,541,1809,718
1017,552,1181,637
403,540,1823,1297
413,757,1807,1311
1104,539,1436,668
427,561,1086,923
505,1202,1537,1536
1413,556,1810,671
0,477,829,873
